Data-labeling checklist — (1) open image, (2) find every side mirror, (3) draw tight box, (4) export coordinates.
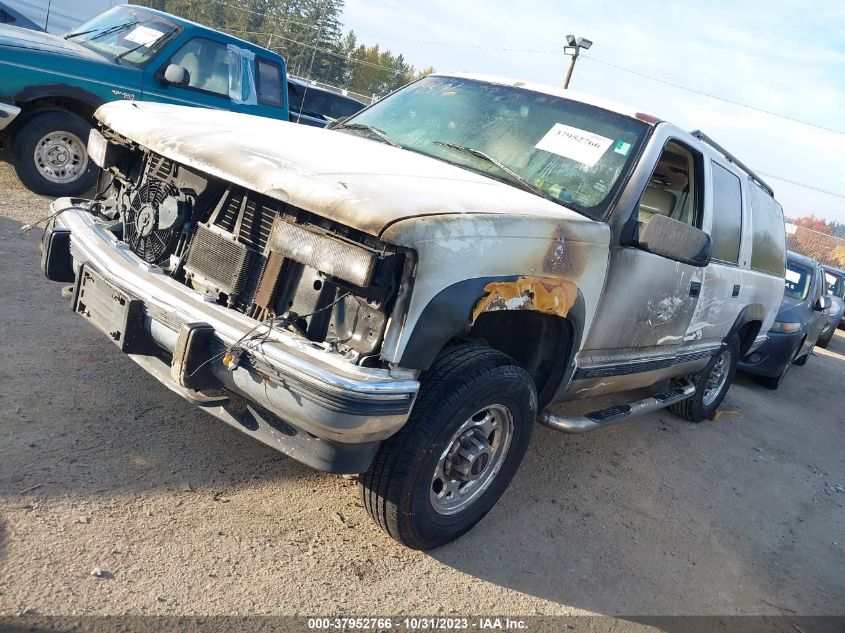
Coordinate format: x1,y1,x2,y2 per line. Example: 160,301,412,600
638,214,712,267
163,64,189,86
325,116,348,130
815,295,832,312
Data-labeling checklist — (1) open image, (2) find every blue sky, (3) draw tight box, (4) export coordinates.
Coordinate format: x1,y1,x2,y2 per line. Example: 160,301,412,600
341,0,845,223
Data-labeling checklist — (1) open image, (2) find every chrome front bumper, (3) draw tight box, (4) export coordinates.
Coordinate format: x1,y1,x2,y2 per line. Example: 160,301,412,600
48,200,419,471
0,102,21,132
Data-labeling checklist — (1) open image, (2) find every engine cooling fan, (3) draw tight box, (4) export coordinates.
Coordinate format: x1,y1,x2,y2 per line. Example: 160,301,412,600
123,178,182,265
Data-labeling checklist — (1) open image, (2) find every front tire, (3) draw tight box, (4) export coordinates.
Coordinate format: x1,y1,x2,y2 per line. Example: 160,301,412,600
11,110,98,197
361,344,536,550
670,334,739,422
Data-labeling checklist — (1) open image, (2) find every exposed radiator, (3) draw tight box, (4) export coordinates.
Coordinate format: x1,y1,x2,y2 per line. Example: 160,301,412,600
184,225,256,298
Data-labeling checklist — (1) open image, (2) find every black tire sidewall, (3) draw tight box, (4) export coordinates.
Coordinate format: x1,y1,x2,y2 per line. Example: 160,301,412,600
403,366,535,548
12,110,98,197
691,335,740,420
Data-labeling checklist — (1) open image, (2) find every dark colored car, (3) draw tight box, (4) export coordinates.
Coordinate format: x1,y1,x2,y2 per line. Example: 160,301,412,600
287,77,366,127
821,266,845,341
740,251,832,389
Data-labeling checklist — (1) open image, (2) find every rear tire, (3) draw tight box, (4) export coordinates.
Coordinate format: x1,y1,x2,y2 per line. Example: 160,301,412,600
817,331,832,349
670,334,739,422
361,344,536,550
11,110,98,197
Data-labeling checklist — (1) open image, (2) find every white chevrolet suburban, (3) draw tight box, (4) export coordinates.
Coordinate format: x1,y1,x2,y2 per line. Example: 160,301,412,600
40,73,787,549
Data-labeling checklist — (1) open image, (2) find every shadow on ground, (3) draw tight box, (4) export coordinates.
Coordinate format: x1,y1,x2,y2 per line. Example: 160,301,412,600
429,329,845,614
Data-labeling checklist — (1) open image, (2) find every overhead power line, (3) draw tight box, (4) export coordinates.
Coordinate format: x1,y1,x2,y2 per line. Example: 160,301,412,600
580,55,845,136
220,28,407,75
352,33,844,136
758,173,845,200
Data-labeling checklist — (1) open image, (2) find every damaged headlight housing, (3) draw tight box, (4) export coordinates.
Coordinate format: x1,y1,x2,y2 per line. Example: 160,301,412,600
270,219,378,288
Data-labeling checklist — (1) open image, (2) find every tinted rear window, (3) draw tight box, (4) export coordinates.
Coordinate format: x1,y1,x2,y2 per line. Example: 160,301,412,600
748,181,786,276
710,162,743,264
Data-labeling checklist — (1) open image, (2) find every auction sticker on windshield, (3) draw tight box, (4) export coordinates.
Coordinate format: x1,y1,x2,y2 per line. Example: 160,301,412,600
125,26,165,47
535,123,613,167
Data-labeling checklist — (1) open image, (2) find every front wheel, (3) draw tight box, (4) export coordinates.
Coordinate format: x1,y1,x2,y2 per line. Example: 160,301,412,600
361,344,536,550
670,334,740,422
11,110,98,197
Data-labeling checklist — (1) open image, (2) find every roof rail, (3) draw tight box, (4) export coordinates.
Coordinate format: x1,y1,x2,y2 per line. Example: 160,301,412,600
690,130,774,196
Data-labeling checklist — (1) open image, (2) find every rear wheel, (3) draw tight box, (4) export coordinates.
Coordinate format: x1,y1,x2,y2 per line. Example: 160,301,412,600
12,110,98,197
670,334,739,422
361,344,536,550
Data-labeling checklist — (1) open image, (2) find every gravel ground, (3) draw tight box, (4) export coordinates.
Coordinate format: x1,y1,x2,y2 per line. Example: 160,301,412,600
0,162,843,617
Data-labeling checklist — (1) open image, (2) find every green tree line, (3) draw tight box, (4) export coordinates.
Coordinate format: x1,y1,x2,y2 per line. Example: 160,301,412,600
139,0,434,98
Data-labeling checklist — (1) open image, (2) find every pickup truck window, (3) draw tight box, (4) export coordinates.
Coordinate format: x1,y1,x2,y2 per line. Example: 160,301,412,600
65,6,179,67
257,58,284,107
636,140,702,230
710,162,743,264
170,37,231,97
345,76,648,219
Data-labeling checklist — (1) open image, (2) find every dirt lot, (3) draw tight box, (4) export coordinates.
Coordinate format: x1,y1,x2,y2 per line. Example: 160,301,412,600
0,162,843,618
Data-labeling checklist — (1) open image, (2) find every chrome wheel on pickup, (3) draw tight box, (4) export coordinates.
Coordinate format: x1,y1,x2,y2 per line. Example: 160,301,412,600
12,110,98,197
430,404,514,515
671,334,740,422
361,344,535,550
701,348,732,407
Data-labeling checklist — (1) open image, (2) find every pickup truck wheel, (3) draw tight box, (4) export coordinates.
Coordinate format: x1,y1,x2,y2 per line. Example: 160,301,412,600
12,110,97,197
360,344,536,550
670,334,739,422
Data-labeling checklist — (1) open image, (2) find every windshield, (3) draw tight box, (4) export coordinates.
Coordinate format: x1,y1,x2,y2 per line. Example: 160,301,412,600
824,271,844,298
344,76,649,219
65,6,180,67
785,261,812,300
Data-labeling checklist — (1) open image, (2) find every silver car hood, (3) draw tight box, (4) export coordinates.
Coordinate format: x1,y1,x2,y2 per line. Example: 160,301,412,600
95,101,593,237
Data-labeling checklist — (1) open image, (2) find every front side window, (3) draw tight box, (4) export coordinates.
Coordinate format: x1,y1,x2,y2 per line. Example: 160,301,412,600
169,38,231,97
710,162,743,264
345,76,649,219
824,271,844,297
636,140,702,230
65,6,180,67
784,261,812,300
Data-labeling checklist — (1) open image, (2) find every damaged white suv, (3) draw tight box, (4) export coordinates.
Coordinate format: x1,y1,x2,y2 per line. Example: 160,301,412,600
40,73,786,549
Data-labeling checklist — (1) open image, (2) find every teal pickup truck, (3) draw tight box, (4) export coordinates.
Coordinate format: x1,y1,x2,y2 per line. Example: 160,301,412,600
0,4,289,196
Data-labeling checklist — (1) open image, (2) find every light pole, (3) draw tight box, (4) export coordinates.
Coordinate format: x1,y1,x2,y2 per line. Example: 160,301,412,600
563,34,593,89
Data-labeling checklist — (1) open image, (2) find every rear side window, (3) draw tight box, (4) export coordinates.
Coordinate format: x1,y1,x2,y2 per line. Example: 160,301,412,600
257,59,283,107
710,162,743,264
748,182,786,276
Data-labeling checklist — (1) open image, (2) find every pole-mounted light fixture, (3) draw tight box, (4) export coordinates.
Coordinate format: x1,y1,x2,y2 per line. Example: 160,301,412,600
563,34,593,89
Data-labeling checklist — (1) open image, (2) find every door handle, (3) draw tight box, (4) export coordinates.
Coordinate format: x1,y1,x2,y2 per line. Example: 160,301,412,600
732,284,741,297
689,281,701,297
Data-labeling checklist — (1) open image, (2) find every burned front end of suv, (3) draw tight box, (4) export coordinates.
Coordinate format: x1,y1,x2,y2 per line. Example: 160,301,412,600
41,124,419,474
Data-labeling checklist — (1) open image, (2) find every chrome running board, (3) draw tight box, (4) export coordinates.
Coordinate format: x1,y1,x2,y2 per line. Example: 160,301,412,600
538,380,696,434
